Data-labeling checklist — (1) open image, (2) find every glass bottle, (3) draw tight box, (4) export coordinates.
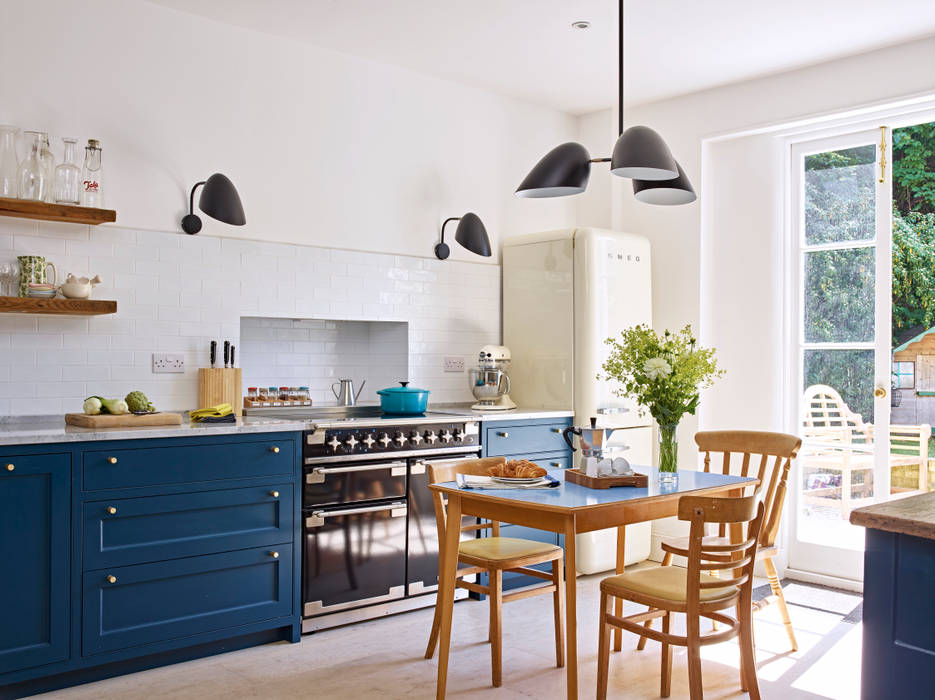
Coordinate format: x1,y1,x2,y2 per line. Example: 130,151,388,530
18,131,48,201
39,133,54,202
299,386,310,404
0,125,19,198
247,387,258,402
81,138,103,207
54,137,81,204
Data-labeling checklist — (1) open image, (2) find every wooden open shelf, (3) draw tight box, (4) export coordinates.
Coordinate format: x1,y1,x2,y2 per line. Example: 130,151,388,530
0,197,116,225
0,296,117,316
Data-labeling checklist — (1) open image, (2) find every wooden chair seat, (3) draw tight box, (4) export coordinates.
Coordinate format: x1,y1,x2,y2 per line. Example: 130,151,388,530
602,567,737,606
459,536,561,563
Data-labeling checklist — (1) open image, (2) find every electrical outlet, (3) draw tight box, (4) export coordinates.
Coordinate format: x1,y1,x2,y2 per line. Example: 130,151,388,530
152,353,185,374
443,356,465,373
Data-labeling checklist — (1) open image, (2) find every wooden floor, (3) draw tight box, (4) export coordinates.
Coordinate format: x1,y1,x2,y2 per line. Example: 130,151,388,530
39,572,862,700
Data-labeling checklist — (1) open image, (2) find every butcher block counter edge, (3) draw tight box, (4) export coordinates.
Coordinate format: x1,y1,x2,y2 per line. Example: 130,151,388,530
850,491,935,540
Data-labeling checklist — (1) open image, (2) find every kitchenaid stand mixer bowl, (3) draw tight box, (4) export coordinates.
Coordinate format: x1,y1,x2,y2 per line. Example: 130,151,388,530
470,344,517,410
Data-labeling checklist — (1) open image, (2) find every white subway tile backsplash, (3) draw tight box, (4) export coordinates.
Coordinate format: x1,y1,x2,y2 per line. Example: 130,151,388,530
0,226,499,414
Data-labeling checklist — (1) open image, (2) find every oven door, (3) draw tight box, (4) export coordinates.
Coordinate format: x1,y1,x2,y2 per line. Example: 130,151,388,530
303,500,408,617
407,454,481,596
304,459,408,507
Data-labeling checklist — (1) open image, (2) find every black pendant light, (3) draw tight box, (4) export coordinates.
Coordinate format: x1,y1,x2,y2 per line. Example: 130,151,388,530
633,161,697,205
181,173,246,235
515,142,592,198
515,0,694,204
434,212,492,259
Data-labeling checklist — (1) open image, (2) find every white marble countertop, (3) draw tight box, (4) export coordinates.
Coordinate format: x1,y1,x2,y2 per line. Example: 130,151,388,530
0,407,574,447
0,414,309,446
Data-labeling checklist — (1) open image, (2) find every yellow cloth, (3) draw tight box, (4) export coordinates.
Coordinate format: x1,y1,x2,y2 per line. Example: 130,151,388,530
459,536,560,562
190,403,233,421
602,566,736,604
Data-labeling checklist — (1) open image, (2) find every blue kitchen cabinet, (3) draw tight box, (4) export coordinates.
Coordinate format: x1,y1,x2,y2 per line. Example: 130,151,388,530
0,431,302,697
482,417,572,590
0,452,70,676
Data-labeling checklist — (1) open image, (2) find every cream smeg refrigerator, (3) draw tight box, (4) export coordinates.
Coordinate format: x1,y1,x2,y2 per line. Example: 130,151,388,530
503,228,653,573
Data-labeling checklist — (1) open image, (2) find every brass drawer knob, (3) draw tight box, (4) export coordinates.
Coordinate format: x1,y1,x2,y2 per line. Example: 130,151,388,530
106,575,117,584
497,431,509,438
270,446,280,454
551,428,562,433
550,461,561,467
5,463,13,472
107,506,117,515
108,457,118,464
270,551,279,559
270,490,280,498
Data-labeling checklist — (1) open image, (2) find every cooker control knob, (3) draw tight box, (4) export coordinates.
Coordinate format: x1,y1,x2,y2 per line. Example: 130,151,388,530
393,431,407,446
378,432,392,448
345,435,359,449
362,434,376,448
327,436,342,452
441,430,453,444
409,431,424,445
424,430,438,444
452,429,463,442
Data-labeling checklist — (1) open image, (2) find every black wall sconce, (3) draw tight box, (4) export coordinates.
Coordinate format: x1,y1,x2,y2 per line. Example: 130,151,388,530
181,173,246,234
434,212,491,260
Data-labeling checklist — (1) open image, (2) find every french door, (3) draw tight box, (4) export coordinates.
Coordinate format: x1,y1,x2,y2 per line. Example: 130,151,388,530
788,126,892,581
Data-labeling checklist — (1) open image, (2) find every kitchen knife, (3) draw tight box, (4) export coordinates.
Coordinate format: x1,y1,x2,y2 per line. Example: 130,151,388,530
210,340,217,368
223,340,230,368
230,345,235,367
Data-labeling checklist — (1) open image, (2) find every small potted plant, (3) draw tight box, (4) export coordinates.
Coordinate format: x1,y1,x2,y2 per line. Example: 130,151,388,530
600,324,724,482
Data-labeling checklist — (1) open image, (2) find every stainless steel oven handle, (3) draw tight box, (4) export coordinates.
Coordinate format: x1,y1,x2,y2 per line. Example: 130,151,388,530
306,502,407,528
306,461,408,483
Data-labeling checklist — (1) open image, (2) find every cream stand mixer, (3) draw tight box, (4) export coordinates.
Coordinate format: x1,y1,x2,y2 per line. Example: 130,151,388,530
469,345,517,410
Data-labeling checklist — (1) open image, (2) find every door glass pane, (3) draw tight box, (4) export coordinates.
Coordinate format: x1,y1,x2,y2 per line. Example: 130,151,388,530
804,145,876,245
803,247,875,343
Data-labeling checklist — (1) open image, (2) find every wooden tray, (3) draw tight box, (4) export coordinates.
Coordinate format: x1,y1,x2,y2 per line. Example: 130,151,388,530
564,468,648,489
65,412,183,428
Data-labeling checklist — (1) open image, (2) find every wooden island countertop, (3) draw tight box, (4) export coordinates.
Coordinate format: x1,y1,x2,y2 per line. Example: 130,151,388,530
849,492,935,540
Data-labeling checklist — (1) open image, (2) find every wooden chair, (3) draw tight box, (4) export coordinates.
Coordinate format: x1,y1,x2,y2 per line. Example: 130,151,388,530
637,430,801,653
423,456,565,688
597,494,765,700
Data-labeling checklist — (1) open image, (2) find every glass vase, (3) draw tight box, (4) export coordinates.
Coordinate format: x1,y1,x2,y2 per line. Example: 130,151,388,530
18,131,47,201
658,422,679,483
54,138,81,204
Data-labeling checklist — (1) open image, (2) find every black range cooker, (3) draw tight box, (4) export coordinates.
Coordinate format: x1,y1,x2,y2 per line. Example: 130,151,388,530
247,406,481,632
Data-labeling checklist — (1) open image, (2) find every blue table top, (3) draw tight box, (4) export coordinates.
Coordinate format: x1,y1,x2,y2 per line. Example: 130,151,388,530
436,468,756,512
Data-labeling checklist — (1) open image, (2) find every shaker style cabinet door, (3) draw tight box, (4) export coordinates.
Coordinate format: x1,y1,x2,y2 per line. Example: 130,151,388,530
0,453,70,674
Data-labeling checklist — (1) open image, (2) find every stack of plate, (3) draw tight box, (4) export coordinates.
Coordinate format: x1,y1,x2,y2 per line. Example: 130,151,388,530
27,283,57,299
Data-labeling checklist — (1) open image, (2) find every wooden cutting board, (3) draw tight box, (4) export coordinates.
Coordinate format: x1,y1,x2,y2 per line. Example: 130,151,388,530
65,412,183,428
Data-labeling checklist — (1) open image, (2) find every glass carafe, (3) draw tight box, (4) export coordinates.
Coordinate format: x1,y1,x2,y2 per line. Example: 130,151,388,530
39,133,54,202
54,138,81,204
80,138,103,207
18,131,48,201
0,125,19,198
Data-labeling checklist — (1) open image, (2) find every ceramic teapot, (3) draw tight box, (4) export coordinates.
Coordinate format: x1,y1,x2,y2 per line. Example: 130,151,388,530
58,273,101,299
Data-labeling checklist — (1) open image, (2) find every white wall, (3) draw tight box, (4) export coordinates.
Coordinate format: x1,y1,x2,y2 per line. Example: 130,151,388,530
0,0,576,262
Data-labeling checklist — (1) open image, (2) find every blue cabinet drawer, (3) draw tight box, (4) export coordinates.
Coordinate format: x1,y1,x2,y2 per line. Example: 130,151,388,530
0,452,70,675
82,545,292,655
523,451,570,470
82,437,294,491
485,422,568,456
83,484,294,569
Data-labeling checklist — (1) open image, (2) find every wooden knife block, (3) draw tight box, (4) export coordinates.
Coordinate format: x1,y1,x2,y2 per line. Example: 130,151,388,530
197,368,242,416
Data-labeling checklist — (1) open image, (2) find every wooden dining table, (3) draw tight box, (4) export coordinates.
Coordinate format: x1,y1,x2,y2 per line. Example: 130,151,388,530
429,468,757,699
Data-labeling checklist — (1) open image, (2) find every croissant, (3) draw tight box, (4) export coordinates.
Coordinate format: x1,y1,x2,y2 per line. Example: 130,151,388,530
487,459,547,478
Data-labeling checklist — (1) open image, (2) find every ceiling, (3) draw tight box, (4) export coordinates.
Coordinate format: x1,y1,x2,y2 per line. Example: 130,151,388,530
147,0,935,114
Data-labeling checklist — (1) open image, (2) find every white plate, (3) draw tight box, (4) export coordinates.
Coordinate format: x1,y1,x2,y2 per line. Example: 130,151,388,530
490,476,544,484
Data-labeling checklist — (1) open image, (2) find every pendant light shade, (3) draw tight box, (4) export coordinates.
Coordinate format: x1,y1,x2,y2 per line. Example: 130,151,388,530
610,126,679,180
515,142,591,198
180,172,246,234
632,161,697,205
434,212,491,259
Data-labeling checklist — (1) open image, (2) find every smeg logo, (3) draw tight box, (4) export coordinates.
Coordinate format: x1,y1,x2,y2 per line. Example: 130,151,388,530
606,252,642,262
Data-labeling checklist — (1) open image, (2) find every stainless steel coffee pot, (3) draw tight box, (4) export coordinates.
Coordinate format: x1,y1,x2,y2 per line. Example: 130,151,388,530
562,417,618,460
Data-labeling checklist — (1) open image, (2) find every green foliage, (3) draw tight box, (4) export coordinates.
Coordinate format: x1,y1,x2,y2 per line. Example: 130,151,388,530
893,123,935,215
599,324,724,428
892,208,935,339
